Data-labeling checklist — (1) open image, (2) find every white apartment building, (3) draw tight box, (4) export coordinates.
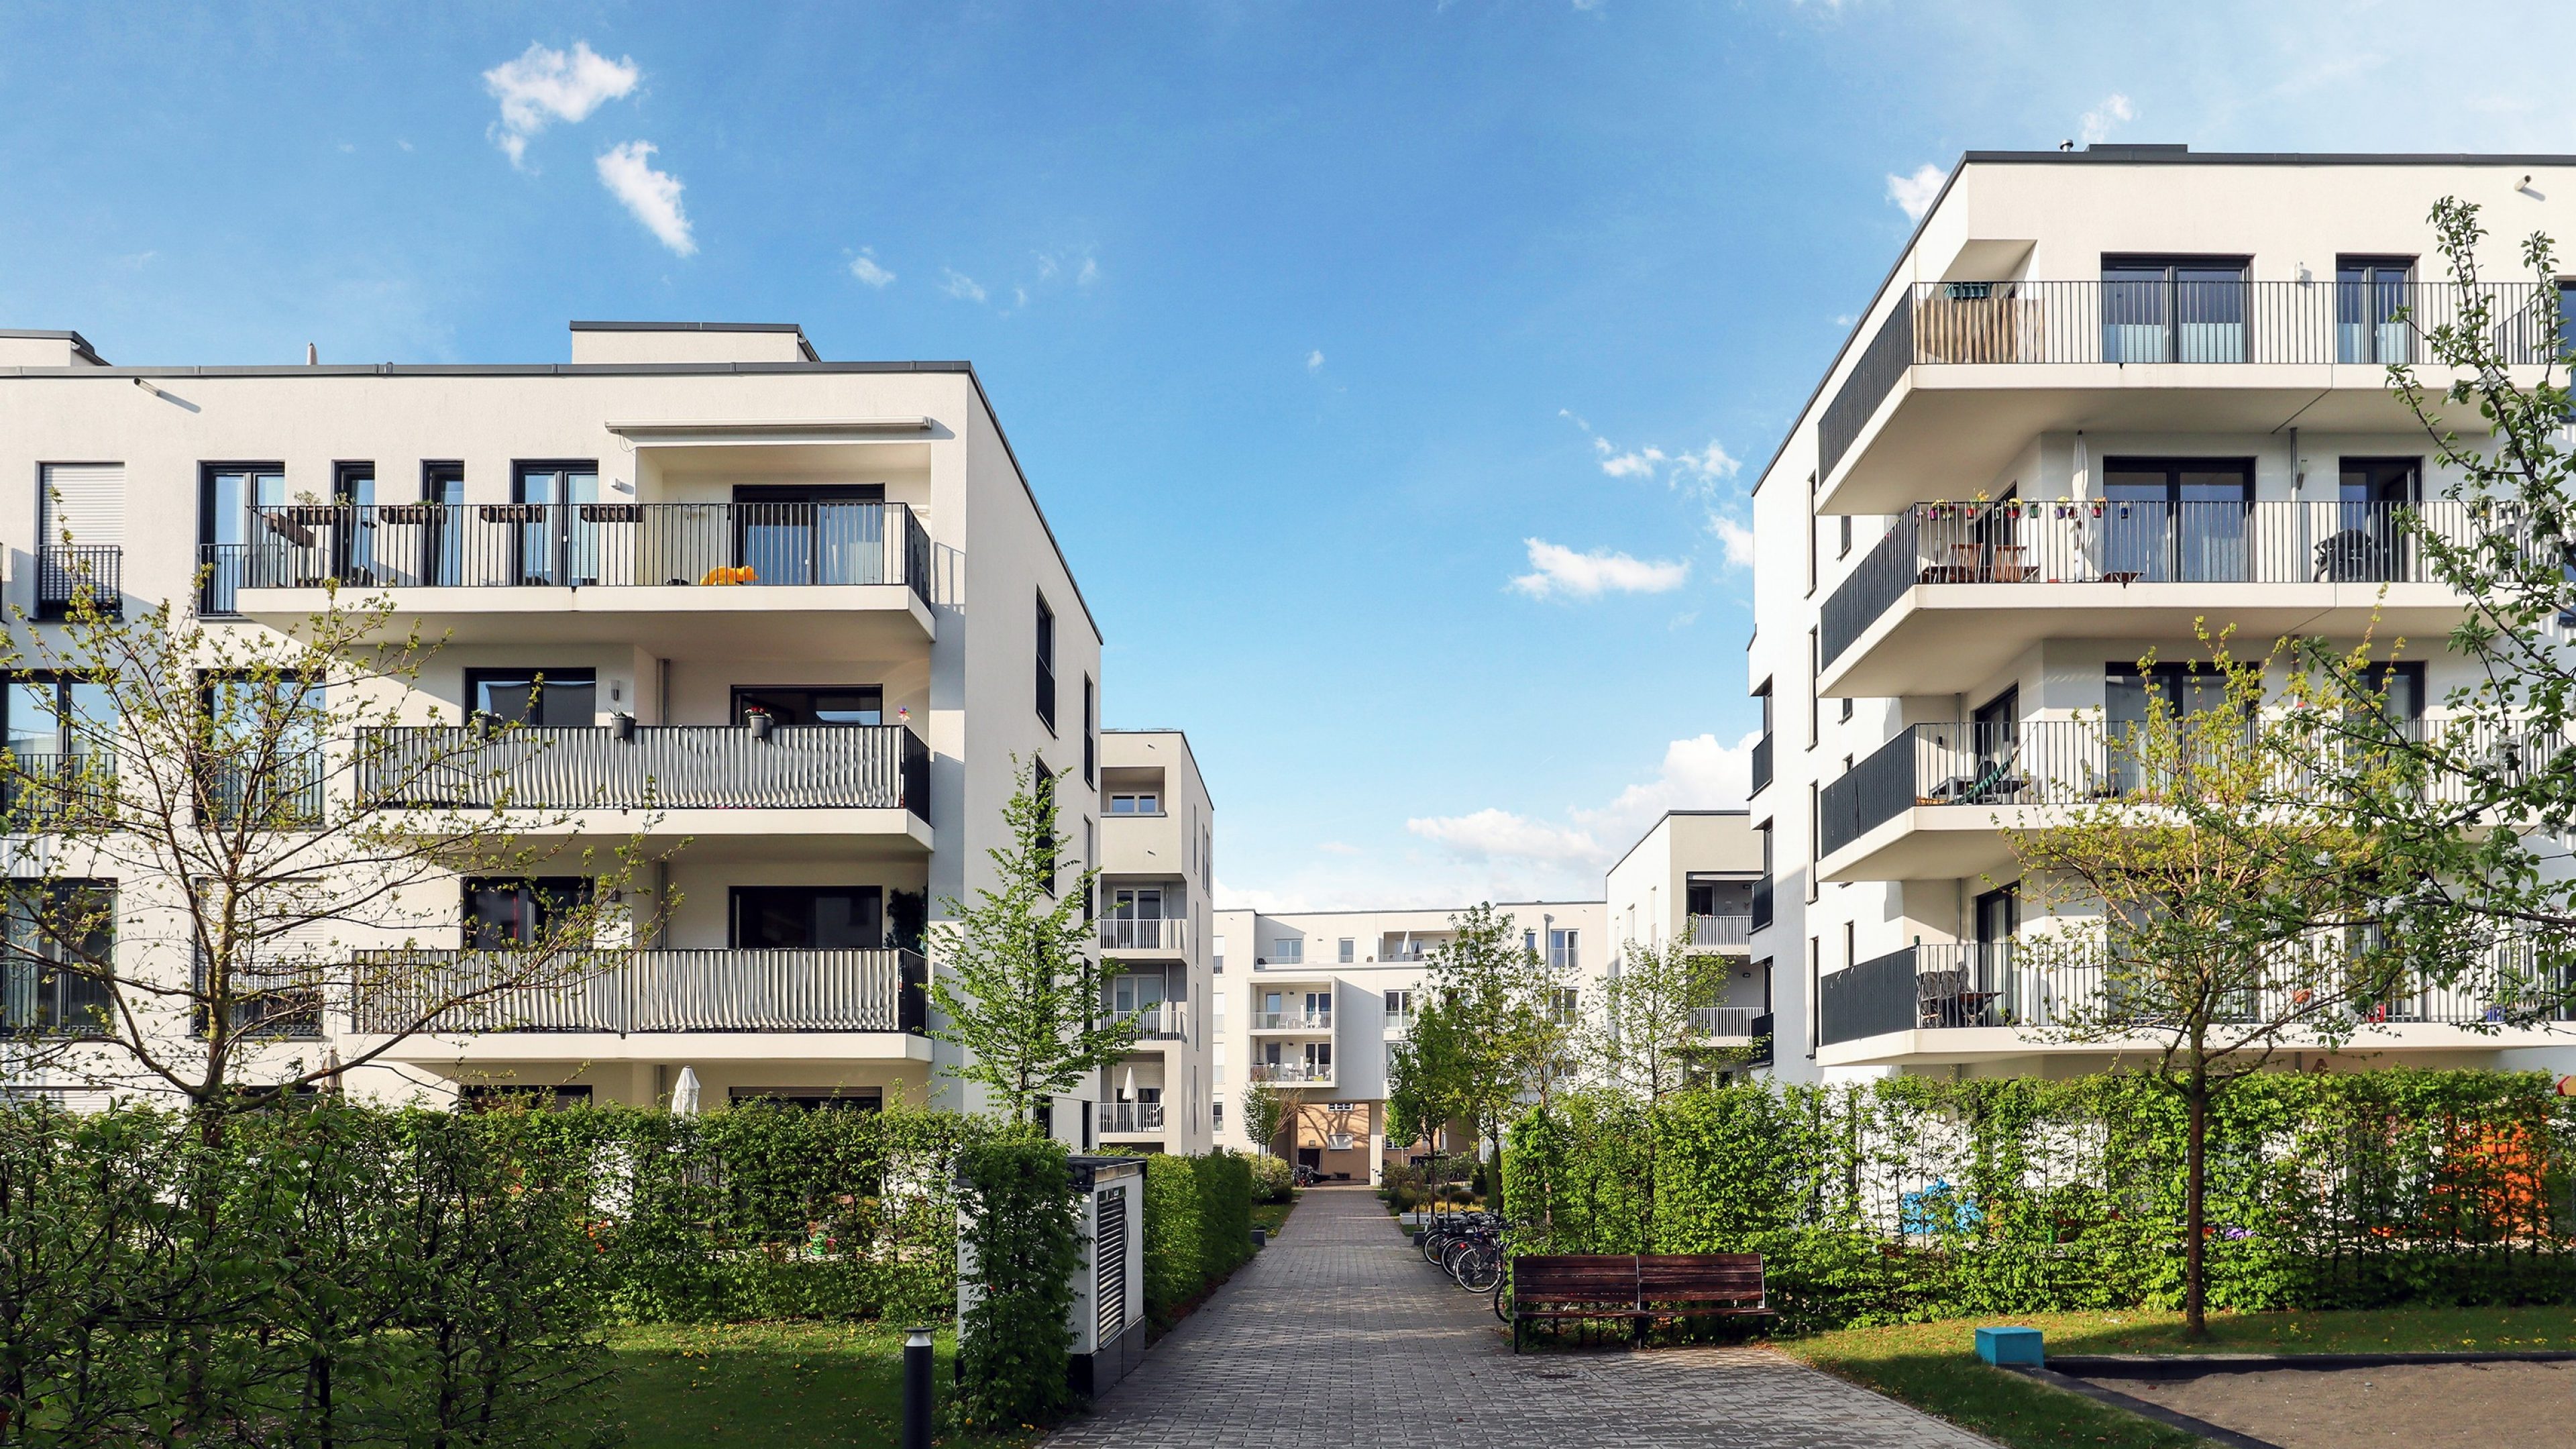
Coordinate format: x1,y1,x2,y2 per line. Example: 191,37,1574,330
1208,900,1607,1181
1093,729,1216,1156
1748,147,2576,1082
0,321,1120,1140
1603,810,1768,1060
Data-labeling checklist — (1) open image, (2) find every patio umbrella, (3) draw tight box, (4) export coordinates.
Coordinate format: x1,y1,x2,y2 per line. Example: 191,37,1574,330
670,1066,702,1116
2070,431,2090,500
1120,1065,1135,1100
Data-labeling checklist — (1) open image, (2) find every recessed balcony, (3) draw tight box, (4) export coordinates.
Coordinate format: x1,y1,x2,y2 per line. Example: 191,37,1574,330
1249,1009,1333,1033
207,501,932,657
1098,916,1188,956
1687,914,1754,951
1107,1002,1183,1038
1820,499,2477,698
1248,1061,1333,1086
1097,1101,1167,1135
1817,280,2543,513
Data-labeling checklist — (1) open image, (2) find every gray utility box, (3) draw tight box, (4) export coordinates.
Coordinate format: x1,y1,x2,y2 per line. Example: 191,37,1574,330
956,1155,1147,1401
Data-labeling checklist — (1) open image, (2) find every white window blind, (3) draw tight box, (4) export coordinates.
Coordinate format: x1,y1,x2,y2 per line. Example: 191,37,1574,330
39,464,125,548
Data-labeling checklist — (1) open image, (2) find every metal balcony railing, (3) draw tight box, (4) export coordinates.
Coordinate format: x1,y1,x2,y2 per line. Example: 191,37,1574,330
1688,914,1754,949
1750,875,1773,932
1823,499,2480,668
0,963,113,1038
36,546,121,619
1251,1010,1332,1031
208,501,931,608
1819,280,2562,476
1108,1002,1182,1036
350,947,928,1034
1099,916,1188,953
1688,1006,1764,1037
1819,939,2574,1048
1380,942,1441,963
2,753,116,830
1097,1101,1167,1133
358,724,930,820
199,761,327,830
1248,1061,1332,1084
1751,731,1774,794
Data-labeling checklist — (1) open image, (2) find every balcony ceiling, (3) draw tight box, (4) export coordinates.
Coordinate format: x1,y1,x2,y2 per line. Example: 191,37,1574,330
237,584,933,658
1817,1021,2571,1069
1817,366,2499,517
388,806,932,863
362,1030,935,1064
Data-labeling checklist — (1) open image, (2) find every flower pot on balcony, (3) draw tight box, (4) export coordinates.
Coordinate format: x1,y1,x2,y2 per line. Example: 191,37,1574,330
614,712,637,742
747,710,773,741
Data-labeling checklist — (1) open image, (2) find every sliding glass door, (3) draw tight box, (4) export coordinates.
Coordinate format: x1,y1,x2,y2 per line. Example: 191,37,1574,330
2102,258,2249,362
2101,458,2254,582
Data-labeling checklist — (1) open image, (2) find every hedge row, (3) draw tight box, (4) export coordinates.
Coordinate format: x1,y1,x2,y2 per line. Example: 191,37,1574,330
1506,1070,2576,1332
1130,1151,1254,1322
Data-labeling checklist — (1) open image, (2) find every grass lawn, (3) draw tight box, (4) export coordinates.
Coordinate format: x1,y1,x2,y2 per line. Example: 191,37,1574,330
1251,1190,1298,1238
1780,1307,2576,1449
610,1322,1038,1449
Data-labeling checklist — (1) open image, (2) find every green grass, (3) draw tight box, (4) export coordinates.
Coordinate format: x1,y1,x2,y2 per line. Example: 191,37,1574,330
1780,1307,2576,1449
1251,1190,1298,1238
610,1322,1036,1449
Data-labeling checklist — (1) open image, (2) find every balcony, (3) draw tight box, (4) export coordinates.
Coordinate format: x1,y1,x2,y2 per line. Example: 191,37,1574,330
354,947,930,1057
1248,1062,1333,1085
1817,717,2542,885
1108,1002,1183,1038
1379,941,1442,963
2,754,116,831
358,724,931,855
1250,1009,1333,1032
1821,499,2477,698
1750,875,1773,932
0,963,111,1038
1816,280,2547,512
1817,940,2570,1067
207,501,933,657
1687,1006,1764,1040
1687,914,1754,951
1097,1101,1167,1134
1098,916,1189,955
1750,731,1773,795
36,545,121,619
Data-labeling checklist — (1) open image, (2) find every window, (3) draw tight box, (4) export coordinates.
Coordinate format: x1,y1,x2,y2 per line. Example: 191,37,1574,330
197,464,286,612
419,462,465,586
2100,458,2255,584
1034,762,1057,894
510,462,600,586
4,675,109,765
1213,991,1225,1020
1337,937,1354,965
2100,256,2251,363
200,672,325,826
467,668,596,728
464,1085,594,1112
1270,938,1302,963
729,1087,884,1113
1109,790,1161,814
36,464,125,618
2362,661,2426,722
1842,920,1855,971
1109,887,1163,920
1212,1099,1224,1128
1807,783,1820,901
1807,936,1820,1057
1083,677,1096,784
731,484,885,586
1383,987,1413,1019
1214,933,1226,973
1841,695,1853,723
2106,663,2237,796
331,462,377,581
1213,1039,1226,1083
2326,458,2423,583
1805,472,1818,596
2336,256,2415,364
462,877,592,948
1837,513,1852,557
1550,987,1580,1024
1548,928,1578,972
1034,592,1057,731
0,879,115,1036
1109,971,1167,1018
1807,629,1821,747
730,886,884,949
731,686,882,727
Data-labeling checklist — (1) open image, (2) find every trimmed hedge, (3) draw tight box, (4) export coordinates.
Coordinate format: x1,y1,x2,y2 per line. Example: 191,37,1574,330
1194,1151,1254,1283
954,1136,1080,1428
1507,1071,2576,1332
1138,1154,1204,1318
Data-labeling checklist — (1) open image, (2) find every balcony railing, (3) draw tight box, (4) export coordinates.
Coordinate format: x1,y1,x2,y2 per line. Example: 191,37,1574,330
1099,916,1188,953
2,753,116,830
205,501,931,609
36,546,121,619
1251,1010,1332,1031
1688,914,1754,949
1820,940,2571,1047
1823,499,2479,668
1750,875,1773,932
1108,1002,1182,1036
1688,1006,1764,1038
1819,718,2561,861
1097,1101,1167,1133
0,963,112,1038
1248,1061,1332,1084
1380,942,1442,963
350,947,928,1034
199,761,327,830
1751,731,1774,794
358,724,930,820
1818,280,2561,477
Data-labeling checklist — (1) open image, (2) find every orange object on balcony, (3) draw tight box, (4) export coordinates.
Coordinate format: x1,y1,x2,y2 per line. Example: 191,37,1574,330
699,564,758,586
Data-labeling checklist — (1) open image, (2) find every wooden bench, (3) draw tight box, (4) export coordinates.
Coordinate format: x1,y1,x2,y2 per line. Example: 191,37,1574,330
1509,1253,1772,1351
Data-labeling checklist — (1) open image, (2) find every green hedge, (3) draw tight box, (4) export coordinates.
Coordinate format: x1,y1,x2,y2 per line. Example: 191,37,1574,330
1507,1071,2576,1332
1138,1154,1204,1319
954,1136,1080,1428
1194,1151,1254,1283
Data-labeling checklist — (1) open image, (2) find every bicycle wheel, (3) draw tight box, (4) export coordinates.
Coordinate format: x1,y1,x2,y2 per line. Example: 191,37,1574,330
1493,1265,1512,1322
1456,1243,1502,1293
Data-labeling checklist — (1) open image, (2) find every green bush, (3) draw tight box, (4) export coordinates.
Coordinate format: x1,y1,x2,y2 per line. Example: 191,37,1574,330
1507,1071,2576,1333
1194,1151,1254,1280
1138,1154,1205,1320
1246,1151,1294,1203
953,1135,1080,1429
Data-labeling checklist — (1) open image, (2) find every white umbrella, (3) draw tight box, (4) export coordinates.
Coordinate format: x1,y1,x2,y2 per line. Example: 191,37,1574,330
1120,1065,1135,1101
2070,431,2090,501
670,1065,701,1116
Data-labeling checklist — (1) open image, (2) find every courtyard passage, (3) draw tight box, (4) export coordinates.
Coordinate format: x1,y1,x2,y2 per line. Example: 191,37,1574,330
1046,1184,1998,1448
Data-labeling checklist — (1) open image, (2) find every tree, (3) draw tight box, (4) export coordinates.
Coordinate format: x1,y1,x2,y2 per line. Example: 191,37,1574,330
1401,904,1570,1174
1238,1079,1304,1159
931,758,1140,1126
1998,630,2503,1337
0,580,659,1118
1584,932,1742,1103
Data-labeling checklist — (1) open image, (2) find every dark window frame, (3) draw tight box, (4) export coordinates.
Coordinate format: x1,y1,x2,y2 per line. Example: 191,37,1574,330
463,667,598,729
1035,592,1058,733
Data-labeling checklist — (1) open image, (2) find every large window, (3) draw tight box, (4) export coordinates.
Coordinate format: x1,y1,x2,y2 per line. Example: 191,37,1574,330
729,885,885,950
731,484,886,586
2336,256,2414,364
0,879,114,1036
2100,458,2255,584
2101,256,2250,363
2326,458,2422,582
200,672,325,826
511,462,599,586
731,686,881,727
465,667,596,728
1034,593,1057,731
462,877,592,949
1108,788,1160,815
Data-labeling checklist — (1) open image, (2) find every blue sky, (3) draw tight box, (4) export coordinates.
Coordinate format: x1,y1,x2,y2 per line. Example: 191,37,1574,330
7,1,2575,908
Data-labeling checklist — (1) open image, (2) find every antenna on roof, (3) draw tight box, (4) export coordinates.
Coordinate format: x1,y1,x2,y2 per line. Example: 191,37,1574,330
2058,139,2074,152
305,343,317,366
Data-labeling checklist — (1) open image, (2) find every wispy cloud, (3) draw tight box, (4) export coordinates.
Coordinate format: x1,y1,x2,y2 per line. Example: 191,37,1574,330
484,40,638,168
1510,539,1690,600
1077,257,1100,286
1406,809,1603,865
2080,93,2134,146
939,268,987,303
847,250,895,288
1318,841,1362,857
595,141,694,255
1403,731,1759,879
1306,349,1326,372
1708,514,1756,568
1886,162,1945,221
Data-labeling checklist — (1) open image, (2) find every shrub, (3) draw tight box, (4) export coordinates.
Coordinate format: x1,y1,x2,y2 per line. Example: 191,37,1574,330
1138,1153,1205,1320
953,1135,1080,1428
1247,1152,1294,1203
1194,1151,1254,1279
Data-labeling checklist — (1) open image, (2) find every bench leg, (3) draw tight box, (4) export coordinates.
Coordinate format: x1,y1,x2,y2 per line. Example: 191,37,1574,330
1511,1316,1521,1354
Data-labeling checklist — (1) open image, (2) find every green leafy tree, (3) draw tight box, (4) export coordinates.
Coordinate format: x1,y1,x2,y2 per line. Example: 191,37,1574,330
1402,904,1570,1176
1585,932,1743,1102
931,758,1140,1126
2000,632,2506,1337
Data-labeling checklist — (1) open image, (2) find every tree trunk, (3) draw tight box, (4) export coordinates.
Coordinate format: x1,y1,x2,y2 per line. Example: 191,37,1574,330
2184,1060,2208,1340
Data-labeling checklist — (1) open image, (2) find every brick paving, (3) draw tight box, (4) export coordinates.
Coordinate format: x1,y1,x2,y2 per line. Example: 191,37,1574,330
1046,1184,2000,1448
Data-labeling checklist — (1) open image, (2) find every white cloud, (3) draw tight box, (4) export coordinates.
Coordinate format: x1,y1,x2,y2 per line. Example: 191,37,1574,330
484,41,638,167
939,268,987,303
1406,809,1603,866
1674,441,1740,480
1399,731,1760,886
1077,257,1100,286
1510,539,1690,600
595,141,695,255
1306,349,1325,372
1708,513,1757,568
1599,445,1665,478
2080,93,2135,146
1572,733,1759,847
1318,841,1362,857
1886,163,1946,221
848,250,895,288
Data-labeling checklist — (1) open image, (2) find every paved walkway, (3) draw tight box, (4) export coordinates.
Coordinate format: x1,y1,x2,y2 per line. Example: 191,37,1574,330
1046,1185,1998,1448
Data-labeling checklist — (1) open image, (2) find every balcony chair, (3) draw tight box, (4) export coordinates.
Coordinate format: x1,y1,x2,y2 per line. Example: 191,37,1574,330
1917,740,2022,806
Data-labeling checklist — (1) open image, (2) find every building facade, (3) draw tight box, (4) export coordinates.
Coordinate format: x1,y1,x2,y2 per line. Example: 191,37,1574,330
0,321,1120,1140
1746,148,2576,1081
1603,810,1769,1061
1093,729,1217,1156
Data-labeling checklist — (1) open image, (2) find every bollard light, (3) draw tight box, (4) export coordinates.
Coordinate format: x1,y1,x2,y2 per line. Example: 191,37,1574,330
902,1326,934,1449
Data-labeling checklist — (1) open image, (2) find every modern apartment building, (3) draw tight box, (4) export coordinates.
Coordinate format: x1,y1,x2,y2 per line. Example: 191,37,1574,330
1208,900,1607,1181
1748,148,2576,1081
1093,729,1216,1155
1603,810,1770,1063
0,321,1117,1138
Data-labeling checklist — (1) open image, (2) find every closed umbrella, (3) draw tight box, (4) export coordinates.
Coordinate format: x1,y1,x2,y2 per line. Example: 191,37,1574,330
671,1066,701,1116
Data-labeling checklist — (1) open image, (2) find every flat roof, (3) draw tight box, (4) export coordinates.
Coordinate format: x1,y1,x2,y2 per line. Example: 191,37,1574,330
569,320,819,362
0,329,107,365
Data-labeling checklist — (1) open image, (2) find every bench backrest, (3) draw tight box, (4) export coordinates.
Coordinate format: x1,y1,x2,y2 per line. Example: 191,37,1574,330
1635,1253,1765,1306
1513,1254,1642,1303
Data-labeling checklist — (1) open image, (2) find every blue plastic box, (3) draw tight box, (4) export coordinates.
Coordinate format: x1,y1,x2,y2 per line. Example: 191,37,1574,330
1974,1326,2044,1366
